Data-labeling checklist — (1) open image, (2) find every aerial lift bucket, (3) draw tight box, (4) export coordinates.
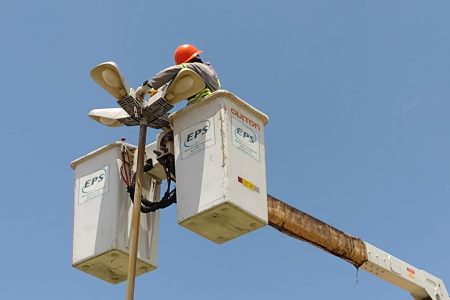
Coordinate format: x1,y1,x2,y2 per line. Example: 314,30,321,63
70,142,160,284
169,90,269,244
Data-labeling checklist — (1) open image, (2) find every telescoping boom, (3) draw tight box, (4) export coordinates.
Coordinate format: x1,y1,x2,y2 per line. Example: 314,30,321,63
362,242,449,300
267,195,448,300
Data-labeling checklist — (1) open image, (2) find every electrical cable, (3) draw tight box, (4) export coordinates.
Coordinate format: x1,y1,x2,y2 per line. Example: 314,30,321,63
123,153,177,213
127,185,176,213
121,134,177,213
120,141,133,187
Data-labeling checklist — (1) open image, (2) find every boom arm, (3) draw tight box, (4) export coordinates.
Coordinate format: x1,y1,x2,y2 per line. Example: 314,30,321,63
267,195,448,300
362,242,449,300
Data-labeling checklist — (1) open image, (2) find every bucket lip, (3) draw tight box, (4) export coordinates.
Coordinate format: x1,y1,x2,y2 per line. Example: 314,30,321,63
70,141,136,169
168,90,269,125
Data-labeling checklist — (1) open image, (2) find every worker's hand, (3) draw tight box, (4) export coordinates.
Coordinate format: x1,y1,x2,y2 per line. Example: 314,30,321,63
150,88,158,96
135,85,151,101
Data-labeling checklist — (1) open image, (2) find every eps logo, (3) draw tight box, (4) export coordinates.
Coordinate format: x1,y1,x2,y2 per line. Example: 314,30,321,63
81,167,107,194
183,120,210,148
234,126,257,144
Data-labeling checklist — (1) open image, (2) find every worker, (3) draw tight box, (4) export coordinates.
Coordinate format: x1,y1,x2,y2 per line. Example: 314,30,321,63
136,44,220,105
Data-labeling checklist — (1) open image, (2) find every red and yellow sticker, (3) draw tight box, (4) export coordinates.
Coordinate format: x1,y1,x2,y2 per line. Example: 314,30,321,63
407,267,416,279
238,176,260,193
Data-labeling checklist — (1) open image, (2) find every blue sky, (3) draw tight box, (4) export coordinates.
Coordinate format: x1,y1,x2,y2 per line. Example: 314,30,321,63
1,0,449,299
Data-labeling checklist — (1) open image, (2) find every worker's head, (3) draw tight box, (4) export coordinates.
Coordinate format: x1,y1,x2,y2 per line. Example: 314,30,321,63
174,44,203,64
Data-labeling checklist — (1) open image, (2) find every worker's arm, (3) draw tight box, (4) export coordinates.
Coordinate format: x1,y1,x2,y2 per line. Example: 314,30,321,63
149,62,220,91
136,62,220,100
147,65,183,90
135,65,182,100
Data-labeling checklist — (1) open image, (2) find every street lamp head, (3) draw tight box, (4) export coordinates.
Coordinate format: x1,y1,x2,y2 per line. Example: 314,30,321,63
90,62,130,100
88,108,129,127
164,68,205,104
101,68,121,88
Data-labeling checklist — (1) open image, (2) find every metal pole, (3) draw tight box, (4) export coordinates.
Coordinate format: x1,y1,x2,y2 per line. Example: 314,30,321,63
126,122,147,300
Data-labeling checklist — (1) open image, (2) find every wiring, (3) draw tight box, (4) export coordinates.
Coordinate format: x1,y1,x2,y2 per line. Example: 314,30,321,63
120,138,176,213
127,185,176,213
120,140,133,188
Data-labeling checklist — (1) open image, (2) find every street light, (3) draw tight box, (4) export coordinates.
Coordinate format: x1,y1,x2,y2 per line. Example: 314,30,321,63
90,62,205,129
89,61,205,300
90,61,130,100
88,108,134,127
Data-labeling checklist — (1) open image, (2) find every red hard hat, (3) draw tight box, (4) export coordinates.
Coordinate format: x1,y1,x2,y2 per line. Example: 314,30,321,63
174,44,203,64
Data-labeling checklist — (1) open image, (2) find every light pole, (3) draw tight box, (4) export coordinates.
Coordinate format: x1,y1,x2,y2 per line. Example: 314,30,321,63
126,120,147,300
89,61,205,300
90,62,167,300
